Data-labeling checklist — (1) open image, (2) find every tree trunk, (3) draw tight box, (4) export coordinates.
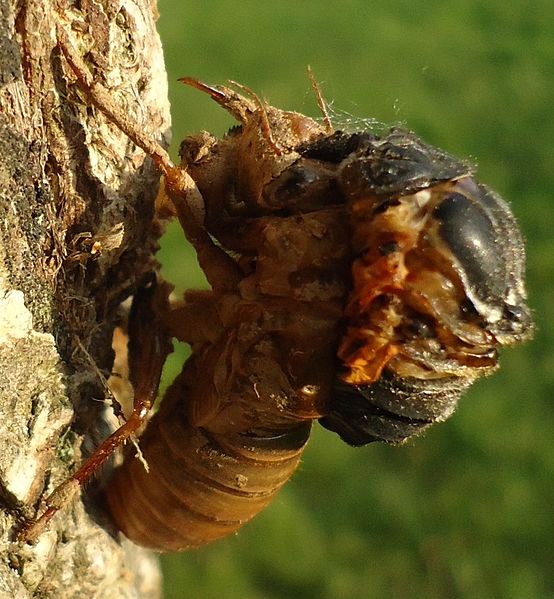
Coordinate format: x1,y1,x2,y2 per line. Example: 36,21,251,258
0,1,170,596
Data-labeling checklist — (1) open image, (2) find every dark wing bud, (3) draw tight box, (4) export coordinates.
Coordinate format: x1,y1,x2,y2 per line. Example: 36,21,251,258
320,374,473,446
339,129,471,199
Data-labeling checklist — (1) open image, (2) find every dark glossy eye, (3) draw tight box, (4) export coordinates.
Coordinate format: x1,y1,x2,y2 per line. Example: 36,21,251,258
268,163,320,199
431,184,532,340
433,191,506,301
262,159,339,211
299,131,374,163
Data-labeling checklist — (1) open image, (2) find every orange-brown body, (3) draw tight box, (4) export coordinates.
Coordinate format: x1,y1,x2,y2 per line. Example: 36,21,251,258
105,80,532,549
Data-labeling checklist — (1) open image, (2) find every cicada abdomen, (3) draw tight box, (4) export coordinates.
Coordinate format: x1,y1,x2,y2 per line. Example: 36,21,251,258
107,385,311,551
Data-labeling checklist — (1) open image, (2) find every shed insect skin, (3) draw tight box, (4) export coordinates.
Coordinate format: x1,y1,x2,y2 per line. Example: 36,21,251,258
18,25,532,550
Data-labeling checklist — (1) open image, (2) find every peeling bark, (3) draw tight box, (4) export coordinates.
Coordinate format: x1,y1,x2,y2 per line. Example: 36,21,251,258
0,0,170,596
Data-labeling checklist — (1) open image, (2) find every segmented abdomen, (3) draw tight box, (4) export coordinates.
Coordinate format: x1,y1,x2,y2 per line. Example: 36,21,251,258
106,385,310,551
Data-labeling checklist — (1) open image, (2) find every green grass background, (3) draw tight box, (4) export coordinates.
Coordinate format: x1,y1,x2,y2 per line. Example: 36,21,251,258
153,1,553,597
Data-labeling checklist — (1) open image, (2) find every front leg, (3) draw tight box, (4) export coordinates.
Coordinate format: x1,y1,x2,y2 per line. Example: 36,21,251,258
56,22,241,292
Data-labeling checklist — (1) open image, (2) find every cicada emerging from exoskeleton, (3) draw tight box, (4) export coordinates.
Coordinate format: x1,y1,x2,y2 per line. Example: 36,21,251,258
18,25,533,551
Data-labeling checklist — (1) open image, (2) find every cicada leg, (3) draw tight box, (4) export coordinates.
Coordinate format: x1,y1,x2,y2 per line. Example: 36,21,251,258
56,22,242,292
17,276,173,543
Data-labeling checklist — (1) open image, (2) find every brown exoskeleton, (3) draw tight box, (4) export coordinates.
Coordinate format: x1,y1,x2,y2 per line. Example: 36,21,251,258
19,24,532,550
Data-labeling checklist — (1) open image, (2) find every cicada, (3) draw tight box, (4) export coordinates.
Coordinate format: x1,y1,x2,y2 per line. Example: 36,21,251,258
20,28,532,550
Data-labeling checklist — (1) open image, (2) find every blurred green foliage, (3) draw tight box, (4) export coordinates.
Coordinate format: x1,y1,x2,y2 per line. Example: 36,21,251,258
154,1,553,597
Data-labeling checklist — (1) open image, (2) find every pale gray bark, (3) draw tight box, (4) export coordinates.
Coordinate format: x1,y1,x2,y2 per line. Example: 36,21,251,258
0,1,171,596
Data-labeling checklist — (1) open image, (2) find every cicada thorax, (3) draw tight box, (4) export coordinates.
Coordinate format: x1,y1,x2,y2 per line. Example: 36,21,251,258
319,130,532,445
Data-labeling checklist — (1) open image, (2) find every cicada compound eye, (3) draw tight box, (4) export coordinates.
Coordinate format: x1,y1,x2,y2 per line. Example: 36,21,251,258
430,178,532,343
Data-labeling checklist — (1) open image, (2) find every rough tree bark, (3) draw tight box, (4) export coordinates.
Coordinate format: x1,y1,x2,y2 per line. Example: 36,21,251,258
0,1,171,596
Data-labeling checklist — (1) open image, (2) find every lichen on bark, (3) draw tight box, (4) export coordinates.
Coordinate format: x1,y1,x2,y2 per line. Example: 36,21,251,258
0,0,172,596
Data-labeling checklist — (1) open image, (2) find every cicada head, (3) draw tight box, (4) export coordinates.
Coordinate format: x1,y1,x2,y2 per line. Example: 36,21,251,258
320,130,533,446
